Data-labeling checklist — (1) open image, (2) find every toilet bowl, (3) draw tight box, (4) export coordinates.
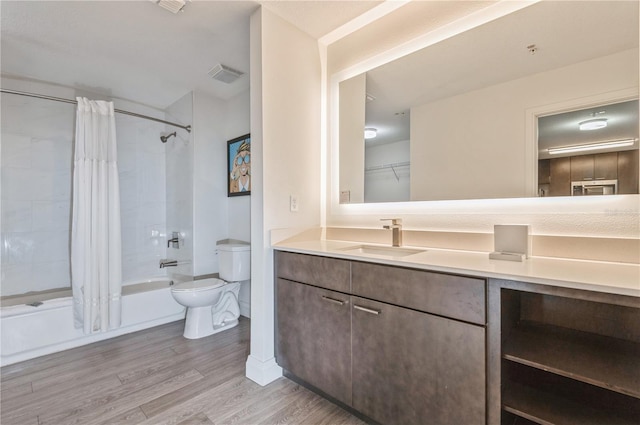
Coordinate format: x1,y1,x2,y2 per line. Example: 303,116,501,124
170,243,250,339
171,278,241,339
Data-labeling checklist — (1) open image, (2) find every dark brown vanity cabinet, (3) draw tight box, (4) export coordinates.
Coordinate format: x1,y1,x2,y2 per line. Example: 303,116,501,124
275,252,352,405
276,278,352,405
275,251,487,425
352,296,485,425
496,281,640,425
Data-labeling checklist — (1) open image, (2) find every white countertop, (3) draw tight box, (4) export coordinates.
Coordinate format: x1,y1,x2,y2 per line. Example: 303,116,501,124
273,239,640,297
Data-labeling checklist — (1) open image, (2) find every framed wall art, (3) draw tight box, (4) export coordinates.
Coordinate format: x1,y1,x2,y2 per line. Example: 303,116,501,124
227,133,251,197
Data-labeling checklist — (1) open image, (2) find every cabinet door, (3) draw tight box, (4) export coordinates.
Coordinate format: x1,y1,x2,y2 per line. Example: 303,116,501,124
570,154,594,181
352,297,486,425
538,159,550,185
549,157,571,196
276,278,352,405
618,150,639,194
594,152,618,180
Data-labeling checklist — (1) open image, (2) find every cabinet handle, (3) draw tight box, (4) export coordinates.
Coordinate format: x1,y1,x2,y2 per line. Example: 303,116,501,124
354,304,381,315
595,177,605,180
321,295,346,306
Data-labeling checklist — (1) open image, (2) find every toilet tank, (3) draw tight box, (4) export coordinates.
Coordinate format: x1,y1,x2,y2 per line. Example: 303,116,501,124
217,243,251,282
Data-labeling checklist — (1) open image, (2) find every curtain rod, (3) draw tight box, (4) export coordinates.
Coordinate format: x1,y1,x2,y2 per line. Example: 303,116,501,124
1,88,192,133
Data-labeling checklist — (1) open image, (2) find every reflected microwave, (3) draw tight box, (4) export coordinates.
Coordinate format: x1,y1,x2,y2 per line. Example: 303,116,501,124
571,180,618,196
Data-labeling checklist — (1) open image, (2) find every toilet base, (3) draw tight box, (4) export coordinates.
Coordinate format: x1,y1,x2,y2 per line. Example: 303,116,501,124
183,310,238,339
181,282,241,339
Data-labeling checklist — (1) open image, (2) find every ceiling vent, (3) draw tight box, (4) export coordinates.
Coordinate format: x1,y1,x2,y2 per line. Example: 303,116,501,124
152,0,188,14
208,64,244,84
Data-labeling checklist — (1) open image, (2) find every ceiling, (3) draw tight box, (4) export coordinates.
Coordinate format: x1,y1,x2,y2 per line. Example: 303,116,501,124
0,0,381,110
362,0,639,148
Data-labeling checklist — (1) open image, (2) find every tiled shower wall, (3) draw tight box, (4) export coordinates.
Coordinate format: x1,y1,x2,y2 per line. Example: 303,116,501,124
115,114,168,285
1,93,169,296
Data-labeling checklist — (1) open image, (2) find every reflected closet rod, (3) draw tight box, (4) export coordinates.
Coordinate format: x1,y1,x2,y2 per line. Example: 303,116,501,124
1,89,192,133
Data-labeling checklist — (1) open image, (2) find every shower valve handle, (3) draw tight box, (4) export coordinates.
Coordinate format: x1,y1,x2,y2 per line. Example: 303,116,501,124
167,232,180,249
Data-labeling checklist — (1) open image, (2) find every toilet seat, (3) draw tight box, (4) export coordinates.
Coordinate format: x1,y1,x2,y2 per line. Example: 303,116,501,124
171,278,226,292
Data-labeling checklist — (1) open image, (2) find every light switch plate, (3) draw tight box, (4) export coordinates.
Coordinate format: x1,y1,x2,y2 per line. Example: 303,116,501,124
290,195,298,212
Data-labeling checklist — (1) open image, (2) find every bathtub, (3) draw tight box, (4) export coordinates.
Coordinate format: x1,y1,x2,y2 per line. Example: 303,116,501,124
1,280,186,366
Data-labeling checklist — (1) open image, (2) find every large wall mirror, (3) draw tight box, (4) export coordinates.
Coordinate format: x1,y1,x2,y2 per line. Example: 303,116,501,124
337,1,639,203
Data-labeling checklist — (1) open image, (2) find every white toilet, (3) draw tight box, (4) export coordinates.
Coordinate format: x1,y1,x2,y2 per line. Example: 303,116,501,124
171,243,250,339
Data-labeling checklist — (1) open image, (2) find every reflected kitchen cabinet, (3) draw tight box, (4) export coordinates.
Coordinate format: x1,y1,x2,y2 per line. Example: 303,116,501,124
543,151,638,197
538,159,550,185
571,153,619,182
549,157,571,197
618,150,640,194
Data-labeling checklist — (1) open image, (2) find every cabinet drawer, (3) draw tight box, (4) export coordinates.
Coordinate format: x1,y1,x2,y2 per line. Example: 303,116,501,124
276,251,350,292
351,262,485,325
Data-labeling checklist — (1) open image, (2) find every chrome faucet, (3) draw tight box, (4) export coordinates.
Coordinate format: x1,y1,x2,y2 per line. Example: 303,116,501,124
159,259,178,268
381,218,403,247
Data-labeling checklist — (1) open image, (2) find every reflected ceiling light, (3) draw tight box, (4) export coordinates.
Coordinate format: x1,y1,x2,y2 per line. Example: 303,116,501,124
579,118,608,131
548,138,636,155
364,128,377,139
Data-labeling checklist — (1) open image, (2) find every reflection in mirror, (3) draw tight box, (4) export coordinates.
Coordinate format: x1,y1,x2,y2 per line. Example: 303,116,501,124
537,100,639,197
337,1,639,203
364,93,410,202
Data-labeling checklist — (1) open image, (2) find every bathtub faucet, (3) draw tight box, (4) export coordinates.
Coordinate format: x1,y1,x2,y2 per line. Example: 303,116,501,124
159,259,178,268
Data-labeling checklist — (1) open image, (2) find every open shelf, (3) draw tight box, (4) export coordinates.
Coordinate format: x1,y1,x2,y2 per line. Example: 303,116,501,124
503,321,640,398
499,287,640,425
503,380,639,425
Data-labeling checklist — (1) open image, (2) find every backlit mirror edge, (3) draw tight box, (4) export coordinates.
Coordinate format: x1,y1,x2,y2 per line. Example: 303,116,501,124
326,0,639,225
329,1,542,211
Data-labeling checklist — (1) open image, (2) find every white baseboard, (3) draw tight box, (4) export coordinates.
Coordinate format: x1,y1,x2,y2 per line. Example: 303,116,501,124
239,300,251,318
245,355,282,386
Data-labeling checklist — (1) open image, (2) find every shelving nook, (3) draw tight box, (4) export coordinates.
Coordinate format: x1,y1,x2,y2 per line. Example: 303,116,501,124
499,285,640,425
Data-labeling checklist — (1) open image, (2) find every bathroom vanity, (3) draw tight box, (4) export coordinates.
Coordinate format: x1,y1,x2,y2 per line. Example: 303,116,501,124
273,243,640,425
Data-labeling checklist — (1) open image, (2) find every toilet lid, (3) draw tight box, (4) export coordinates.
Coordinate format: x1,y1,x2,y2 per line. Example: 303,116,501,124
171,278,226,292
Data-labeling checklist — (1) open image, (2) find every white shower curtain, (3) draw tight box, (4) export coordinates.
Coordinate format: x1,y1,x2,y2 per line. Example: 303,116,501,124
71,97,122,334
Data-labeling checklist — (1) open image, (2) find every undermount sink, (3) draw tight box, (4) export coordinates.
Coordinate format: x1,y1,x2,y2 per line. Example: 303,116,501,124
337,245,425,258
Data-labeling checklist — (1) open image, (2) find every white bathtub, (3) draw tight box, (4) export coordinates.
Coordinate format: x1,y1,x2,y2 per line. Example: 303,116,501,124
1,280,186,366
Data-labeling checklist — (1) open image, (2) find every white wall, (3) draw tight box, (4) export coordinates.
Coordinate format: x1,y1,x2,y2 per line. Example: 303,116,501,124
116,114,168,284
247,6,321,385
1,94,74,295
365,139,410,203
226,92,251,243
192,90,251,276
191,89,251,316
165,93,194,279
411,49,638,201
192,92,228,276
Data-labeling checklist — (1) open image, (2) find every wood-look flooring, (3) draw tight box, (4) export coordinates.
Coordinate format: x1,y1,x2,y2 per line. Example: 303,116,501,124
0,318,365,425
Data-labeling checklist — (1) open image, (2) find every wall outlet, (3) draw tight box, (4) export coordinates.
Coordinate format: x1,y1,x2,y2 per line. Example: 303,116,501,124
340,190,350,204
290,195,299,212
